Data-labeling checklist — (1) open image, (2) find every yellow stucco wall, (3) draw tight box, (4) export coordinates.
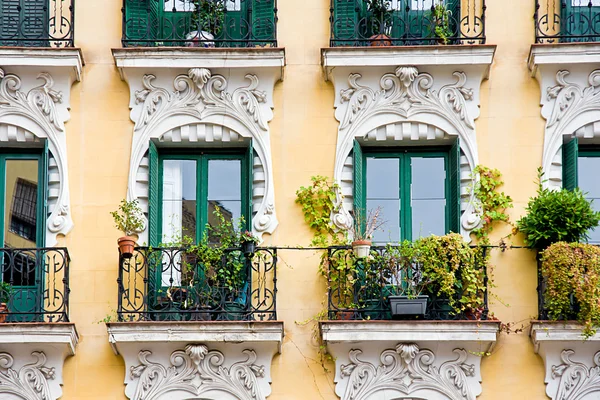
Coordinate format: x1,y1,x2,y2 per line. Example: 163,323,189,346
55,0,550,398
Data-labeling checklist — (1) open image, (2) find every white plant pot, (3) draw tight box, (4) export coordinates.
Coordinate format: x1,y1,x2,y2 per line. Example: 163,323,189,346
185,31,215,48
352,240,372,258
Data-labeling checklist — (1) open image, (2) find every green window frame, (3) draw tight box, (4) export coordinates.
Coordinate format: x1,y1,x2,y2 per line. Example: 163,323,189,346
353,139,461,242
148,143,253,246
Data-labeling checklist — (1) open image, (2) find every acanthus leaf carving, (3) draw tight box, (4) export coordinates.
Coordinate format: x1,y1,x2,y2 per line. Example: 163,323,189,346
0,351,55,400
130,344,266,400
550,349,600,400
340,343,476,400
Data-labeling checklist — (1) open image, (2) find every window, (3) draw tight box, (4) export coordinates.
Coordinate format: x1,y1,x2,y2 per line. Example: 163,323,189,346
410,0,434,10
9,178,37,242
164,0,241,12
572,0,600,6
353,140,461,244
562,138,600,243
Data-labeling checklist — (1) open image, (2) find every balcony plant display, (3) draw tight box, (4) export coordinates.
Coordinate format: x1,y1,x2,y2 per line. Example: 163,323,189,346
239,230,260,256
516,170,600,249
185,0,226,47
430,2,453,45
349,207,384,258
365,0,394,46
540,242,600,337
0,282,12,323
110,199,145,259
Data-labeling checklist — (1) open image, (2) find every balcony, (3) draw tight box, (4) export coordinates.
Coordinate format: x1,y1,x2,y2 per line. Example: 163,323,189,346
117,246,277,322
329,0,486,47
324,245,489,321
0,247,70,322
121,0,277,47
0,0,75,47
535,0,600,43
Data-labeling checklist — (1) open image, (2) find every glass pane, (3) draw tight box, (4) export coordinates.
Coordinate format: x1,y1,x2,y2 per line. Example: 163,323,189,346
4,159,39,248
207,159,242,235
411,0,434,10
572,0,600,6
579,156,600,243
367,158,399,199
368,199,400,244
161,159,197,244
411,157,446,238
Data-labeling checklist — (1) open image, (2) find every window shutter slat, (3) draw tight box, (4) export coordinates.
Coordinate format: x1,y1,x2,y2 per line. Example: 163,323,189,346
125,0,160,42
449,138,461,234
148,141,160,246
353,139,364,217
333,0,359,45
562,137,579,191
246,140,253,230
251,0,275,45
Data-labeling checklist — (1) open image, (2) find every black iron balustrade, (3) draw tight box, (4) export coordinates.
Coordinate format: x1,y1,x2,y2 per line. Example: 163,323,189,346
0,247,70,322
121,0,277,47
535,0,600,43
325,245,489,321
0,0,75,47
117,246,277,321
329,0,485,47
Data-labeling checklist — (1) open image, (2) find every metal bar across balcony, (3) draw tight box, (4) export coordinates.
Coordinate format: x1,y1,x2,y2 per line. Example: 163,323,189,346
535,0,600,43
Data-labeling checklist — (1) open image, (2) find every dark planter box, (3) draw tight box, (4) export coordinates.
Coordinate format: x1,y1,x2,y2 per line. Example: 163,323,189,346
389,295,428,318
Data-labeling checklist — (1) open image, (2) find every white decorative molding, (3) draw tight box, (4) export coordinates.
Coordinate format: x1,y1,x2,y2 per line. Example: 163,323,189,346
0,63,78,246
321,321,500,400
131,344,265,400
0,351,55,400
107,321,284,400
327,64,491,240
0,323,78,400
118,58,283,243
528,43,600,190
531,322,600,400
341,343,476,400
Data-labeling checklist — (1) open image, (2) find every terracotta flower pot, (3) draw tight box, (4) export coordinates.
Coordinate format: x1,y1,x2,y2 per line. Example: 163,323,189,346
0,303,8,323
369,34,392,47
352,240,372,258
118,236,136,259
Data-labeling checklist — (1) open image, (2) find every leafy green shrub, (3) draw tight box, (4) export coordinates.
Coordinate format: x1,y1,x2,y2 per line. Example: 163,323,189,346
517,173,600,249
110,199,145,237
541,242,600,337
0,282,12,304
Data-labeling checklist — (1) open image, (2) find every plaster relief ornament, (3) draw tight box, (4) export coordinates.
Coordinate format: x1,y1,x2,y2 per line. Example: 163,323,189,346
332,66,481,239
340,343,476,400
550,349,600,400
127,67,278,241
0,351,55,400
130,344,266,400
0,68,73,245
542,69,600,189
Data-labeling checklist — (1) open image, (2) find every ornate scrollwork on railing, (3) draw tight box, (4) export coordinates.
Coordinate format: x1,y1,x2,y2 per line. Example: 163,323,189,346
0,351,56,399
535,0,600,44
130,344,266,400
340,343,476,400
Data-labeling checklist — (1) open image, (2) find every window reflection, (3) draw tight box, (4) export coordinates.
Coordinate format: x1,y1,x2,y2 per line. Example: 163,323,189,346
411,157,446,239
367,157,400,244
207,159,242,242
161,159,197,244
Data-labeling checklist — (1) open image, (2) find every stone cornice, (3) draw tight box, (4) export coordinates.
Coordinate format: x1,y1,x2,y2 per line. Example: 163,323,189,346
0,323,78,355
528,42,600,76
530,321,600,353
0,47,83,81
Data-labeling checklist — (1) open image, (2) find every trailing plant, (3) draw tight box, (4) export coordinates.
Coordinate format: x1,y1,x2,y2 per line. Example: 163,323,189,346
239,230,260,244
541,242,600,337
295,175,347,247
431,2,452,44
0,282,12,304
110,199,145,236
471,165,514,244
188,0,226,35
517,169,600,249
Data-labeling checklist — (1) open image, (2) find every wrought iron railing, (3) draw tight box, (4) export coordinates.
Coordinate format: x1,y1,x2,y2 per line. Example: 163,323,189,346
325,245,489,321
0,248,70,322
121,0,277,47
0,0,75,47
117,246,277,321
535,0,600,43
329,0,485,47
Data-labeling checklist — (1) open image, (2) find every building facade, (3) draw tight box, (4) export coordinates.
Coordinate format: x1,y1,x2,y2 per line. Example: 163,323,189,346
0,0,599,399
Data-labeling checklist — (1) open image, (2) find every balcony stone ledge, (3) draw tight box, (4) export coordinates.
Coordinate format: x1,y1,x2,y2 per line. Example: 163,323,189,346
0,323,78,400
530,321,600,400
320,320,500,400
107,321,284,400
0,47,83,81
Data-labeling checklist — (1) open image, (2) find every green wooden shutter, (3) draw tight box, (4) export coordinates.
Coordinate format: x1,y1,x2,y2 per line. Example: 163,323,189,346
448,138,461,234
125,0,160,43
333,0,359,45
23,0,48,46
251,0,275,46
148,141,160,246
245,141,254,230
0,0,20,45
563,137,579,191
353,140,365,219
562,2,600,43
37,140,49,247
446,0,460,42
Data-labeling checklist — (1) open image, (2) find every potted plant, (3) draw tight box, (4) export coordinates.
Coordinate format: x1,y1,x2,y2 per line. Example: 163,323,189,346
239,230,260,257
110,199,145,259
365,0,393,46
349,207,384,258
431,2,453,45
517,169,600,250
185,0,225,47
0,282,12,323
